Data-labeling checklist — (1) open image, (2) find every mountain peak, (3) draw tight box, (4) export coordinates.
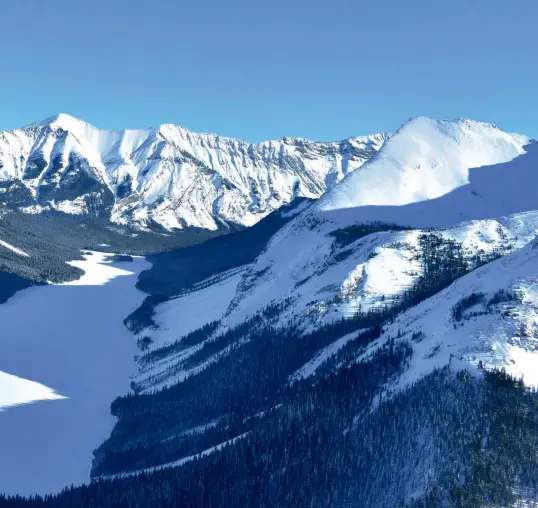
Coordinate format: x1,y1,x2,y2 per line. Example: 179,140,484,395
32,112,87,129
317,117,530,225
27,113,102,141
397,116,504,136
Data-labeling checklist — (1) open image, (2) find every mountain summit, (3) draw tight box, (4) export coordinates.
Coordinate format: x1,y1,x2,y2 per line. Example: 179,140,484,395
317,117,530,226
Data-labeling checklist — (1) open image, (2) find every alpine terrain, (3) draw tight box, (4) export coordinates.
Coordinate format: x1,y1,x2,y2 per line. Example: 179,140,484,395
1,116,538,508
0,113,388,231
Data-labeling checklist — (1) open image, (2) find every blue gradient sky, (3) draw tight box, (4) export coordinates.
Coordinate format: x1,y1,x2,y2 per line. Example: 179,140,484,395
1,0,536,141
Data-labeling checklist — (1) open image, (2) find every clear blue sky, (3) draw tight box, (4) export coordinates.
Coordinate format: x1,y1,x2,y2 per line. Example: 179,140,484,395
0,0,536,141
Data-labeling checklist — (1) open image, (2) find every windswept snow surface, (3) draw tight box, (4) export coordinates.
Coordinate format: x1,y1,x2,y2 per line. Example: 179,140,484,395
0,252,149,496
318,117,530,228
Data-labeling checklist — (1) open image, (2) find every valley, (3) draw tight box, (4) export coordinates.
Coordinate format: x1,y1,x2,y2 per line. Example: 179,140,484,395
3,0,537,503
1,116,538,507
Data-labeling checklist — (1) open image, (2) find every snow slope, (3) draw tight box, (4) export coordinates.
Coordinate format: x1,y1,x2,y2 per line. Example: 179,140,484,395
0,114,388,231
130,118,538,393
225,211,538,329
318,117,531,228
135,211,538,391
142,267,246,352
223,119,534,321
214,118,538,330
0,252,149,496
357,236,538,393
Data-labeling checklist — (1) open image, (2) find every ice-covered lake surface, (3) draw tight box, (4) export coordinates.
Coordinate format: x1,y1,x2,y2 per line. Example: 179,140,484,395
0,252,149,496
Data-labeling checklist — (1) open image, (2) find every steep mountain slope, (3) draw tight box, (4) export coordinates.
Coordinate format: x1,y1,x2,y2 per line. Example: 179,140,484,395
360,236,538,393
130,119,536,357
0,114,388,231
125,198,312,337
215,120,536,319
130,210,538,392
64,230,538,507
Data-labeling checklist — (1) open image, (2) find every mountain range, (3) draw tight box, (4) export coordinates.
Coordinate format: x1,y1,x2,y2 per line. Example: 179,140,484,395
0,114,388,231
1,115,538,507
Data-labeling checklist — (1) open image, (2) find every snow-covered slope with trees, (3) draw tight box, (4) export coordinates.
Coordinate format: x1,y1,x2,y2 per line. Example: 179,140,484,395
4,116,538,508
132,210,538,392
215,120,537,321
359,236,538,393
131,119,538,383
0,114,388,231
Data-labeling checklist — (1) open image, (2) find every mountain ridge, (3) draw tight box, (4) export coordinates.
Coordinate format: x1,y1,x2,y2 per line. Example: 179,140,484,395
0,114,389,231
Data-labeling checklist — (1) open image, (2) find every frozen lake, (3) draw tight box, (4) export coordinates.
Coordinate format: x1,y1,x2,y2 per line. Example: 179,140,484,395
0,252,149,496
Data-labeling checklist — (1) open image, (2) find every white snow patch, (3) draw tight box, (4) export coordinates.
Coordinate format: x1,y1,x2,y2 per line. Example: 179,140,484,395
0,371,65,410
503,345,538,387
0,239,29,257
53,196,88,215
289,331,361,382
59,251,140,286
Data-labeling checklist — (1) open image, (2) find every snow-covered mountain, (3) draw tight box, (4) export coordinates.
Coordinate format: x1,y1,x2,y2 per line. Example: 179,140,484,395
4,116,538,507
131,209,538,392
133,118,536,351
318,117,530,227
0,114,388,231
118,117,538,395
212,119,536,322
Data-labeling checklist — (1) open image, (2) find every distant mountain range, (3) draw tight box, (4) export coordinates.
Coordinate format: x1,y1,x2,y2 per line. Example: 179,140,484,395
0,114,388,231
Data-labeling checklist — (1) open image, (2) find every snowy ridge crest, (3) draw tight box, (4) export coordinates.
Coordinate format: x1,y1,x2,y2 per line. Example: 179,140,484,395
0,114,389,231
318,116,529,217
